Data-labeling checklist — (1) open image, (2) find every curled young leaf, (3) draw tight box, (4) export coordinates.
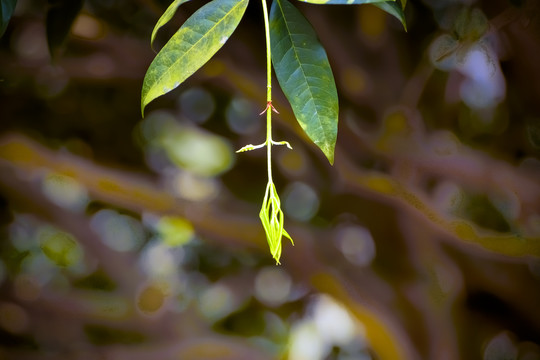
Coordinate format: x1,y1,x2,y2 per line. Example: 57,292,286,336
259,181,294,264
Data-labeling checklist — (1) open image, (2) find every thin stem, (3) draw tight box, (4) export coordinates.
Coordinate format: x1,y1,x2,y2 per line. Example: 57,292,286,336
261,0,273,182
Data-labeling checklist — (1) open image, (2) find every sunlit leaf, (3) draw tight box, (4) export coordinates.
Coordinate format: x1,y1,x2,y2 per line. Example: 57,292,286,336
46,0,84,57
373,1,407,30
141,0,248,116
270,0,339,164
0,0,17,37
150,0,193,50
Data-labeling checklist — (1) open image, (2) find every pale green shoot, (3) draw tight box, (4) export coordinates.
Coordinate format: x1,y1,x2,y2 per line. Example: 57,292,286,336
236,0,294,264
259,180,294,264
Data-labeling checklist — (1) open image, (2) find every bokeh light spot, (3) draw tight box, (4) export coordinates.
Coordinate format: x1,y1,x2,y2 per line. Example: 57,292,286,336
178,87,215,124
278,149,307,177
225,97,260,135
137,282,169,315
284,182,319,222
162,127,234,177
483,332,517,360
288,321,325,360
314,295,358,346
199,284,234,321
255,267,292,307
337,226,376,266
0,302,29,334
38,226,83,268
91,210,145,252
140,240,183,279
42,172,88,211
171,171,219,202
72,14,105,39
12,22,49,61
155,216,194,247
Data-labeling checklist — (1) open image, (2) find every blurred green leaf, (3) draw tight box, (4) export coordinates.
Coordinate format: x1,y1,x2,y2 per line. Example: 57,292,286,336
373,1,407,30
526,118,540,149
270,0,339,164
0,0,17,37
156,216,194,246
455,194,511,233
73,268,117,291
38,227,82,267
84,324,146,345
46,0,84,57
141,0,248,116
161,126,234,176
293,0,407,30
454,7,488,41
150,0,193,51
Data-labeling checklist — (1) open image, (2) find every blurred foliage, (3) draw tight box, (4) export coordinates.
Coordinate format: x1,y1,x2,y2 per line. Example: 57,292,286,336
0,0,540,359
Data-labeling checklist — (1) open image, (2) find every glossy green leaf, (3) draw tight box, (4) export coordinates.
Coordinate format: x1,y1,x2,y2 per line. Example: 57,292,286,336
296,0,389,4
270,0,339,164
373,1,407,30
141,0,248,116
0,0,17,37
150,0,193,50
294,0,406,30
46,0,84,57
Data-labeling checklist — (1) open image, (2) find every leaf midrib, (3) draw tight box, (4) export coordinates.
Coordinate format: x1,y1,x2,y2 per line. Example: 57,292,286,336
146,0,245,104
275,0,330,146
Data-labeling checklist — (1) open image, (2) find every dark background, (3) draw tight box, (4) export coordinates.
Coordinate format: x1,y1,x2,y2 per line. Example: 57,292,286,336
0,0,539,359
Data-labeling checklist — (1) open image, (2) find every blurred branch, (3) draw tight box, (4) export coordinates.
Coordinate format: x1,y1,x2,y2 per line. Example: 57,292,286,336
0,133,421,360
0,133,263,249
1,336,273,360
337,156,540,258
2,128,539,358
204,60,540,258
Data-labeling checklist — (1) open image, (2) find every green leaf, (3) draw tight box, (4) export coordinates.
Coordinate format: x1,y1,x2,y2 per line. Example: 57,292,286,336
296,0,390,5
293,0,406,31
141,0,248,116
270,0,339,164
46,0,84,58
1,0,17,38
373,1,407,31
150,0,193,50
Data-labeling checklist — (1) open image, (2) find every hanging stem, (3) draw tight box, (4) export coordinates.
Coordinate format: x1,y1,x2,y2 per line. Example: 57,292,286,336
262,0,274,183
237,0,294,264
